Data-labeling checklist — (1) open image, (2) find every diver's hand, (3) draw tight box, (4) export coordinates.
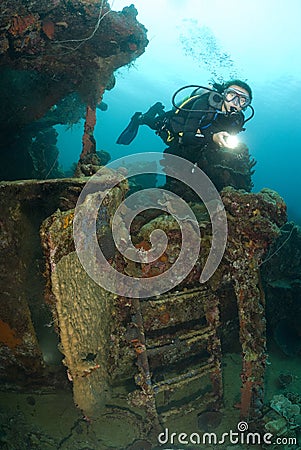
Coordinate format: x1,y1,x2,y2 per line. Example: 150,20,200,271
212,131,230,148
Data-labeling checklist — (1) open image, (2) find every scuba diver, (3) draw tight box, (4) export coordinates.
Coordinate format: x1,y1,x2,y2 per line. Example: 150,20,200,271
117,79,253,149
117,79,255,194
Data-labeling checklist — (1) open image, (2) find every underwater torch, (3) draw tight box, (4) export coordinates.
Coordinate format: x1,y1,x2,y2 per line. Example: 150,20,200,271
225,134,240,149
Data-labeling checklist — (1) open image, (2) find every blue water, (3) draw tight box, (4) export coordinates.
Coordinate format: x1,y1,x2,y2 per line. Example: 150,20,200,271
57,0,301,225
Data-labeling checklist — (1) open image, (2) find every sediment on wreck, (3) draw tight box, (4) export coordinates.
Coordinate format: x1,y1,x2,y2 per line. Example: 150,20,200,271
0,170,289,444
221,187,287,420
261,222,301,359
40,180,287,426
0,178,88,383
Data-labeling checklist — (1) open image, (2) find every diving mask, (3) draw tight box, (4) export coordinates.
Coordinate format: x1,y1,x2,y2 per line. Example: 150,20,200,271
223,87,251,108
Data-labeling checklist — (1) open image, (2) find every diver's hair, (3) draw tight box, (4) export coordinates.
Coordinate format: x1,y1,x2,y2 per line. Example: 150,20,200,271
212,79,253,102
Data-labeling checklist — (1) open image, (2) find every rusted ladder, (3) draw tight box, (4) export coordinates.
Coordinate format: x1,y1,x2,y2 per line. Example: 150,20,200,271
129,287,223,424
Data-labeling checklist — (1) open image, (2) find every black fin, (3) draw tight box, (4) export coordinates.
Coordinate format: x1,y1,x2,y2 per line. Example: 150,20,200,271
116,112,142,145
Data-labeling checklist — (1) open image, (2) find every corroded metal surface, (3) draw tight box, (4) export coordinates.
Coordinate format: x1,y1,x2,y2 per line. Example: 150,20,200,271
139,288,223,422
0,1,148,179
221,187,287,419
0,0,148,127
0,178,87,382
41,184,286,427
0,176,288,439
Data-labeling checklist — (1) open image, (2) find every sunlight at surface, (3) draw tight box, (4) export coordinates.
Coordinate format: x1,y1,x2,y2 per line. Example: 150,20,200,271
112,0,301,79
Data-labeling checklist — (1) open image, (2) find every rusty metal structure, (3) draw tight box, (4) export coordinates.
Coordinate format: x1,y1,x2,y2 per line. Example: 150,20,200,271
0,0,148,179
0,174,287,447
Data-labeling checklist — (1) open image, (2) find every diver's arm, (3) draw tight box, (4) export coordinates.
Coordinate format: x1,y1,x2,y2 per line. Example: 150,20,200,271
207,112,245,148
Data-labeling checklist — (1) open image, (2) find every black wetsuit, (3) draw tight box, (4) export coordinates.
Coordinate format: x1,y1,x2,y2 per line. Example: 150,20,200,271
156,91,245,162
137,90,254,194
147,91,254,195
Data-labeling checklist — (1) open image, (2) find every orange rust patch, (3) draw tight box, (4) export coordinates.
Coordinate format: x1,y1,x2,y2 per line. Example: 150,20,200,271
135,240,151,251
9,15,38,36
158,253,168,262
158,312,170,325
62,212,74,229
0,319,22,348
42,19,55,40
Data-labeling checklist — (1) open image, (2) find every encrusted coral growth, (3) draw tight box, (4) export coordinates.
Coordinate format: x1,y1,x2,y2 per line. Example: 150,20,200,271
260,222,301,359
0,160,290,443
107,186,287,423
0,319,22,349
0,181,53,381
0,0,148,178
221,187,287,419
105,185,288,422
0,177,90,385
261,393,301,444
162,142,256,198
74,104,101,177
40,171,130,418
126,187,286,421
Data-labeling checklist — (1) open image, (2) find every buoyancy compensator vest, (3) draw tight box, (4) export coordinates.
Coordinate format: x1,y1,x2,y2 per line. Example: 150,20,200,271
156,85,224,145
